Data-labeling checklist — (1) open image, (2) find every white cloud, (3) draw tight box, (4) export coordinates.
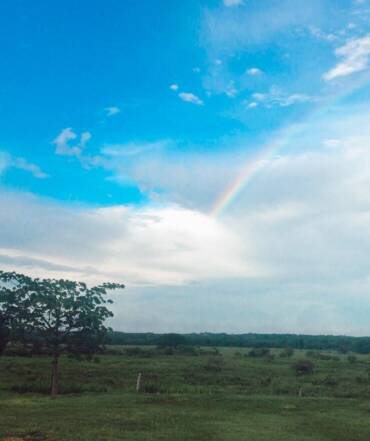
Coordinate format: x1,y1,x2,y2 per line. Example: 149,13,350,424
178,92,204,106
0,192,253,286
170,84,179,91
247,67,263,76
53,128,92,157
249,87,315,108
223,0,244,6
0,151,48,179
13,158,48,179
324,35,370,81
105,106,120,116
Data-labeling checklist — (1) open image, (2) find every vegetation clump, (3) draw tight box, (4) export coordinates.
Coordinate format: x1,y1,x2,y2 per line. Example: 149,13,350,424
293,359,314,376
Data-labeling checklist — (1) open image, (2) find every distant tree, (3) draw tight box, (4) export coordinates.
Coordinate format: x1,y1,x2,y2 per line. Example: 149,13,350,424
157,333,187,348
0,270,124,396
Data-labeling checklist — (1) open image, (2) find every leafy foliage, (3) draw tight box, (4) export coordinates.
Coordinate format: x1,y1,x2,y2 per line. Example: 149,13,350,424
0,270,124,394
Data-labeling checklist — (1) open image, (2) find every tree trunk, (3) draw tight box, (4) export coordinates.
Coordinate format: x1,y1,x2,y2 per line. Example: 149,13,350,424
50,354,59,396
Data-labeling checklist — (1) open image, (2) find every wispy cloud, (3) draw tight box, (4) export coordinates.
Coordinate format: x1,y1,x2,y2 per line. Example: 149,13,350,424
0,151,48,179
178,92,204,106
53,128,92,157
13,158,49,179
170,84,179,91
248,87,316,108
324,35,370,81
105,106,121,117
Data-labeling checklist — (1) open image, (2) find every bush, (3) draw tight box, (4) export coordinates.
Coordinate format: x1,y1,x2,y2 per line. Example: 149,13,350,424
293,359,314,376
347,355,357,364
143,383,163,394
279,347,294,358
248,348,270,358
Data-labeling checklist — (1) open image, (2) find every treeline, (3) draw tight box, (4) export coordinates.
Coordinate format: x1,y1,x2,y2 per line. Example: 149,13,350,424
109,332,370,354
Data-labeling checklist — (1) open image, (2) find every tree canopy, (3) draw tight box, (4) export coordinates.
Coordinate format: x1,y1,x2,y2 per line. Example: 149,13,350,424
0,270,124,395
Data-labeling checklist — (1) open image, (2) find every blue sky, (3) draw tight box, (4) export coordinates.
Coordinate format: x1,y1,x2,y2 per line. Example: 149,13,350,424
2,0,370,334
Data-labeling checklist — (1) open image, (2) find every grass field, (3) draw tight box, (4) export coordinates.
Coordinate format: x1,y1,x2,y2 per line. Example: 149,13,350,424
1,347,370,440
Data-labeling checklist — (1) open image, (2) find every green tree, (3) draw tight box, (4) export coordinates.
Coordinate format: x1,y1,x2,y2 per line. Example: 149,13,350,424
0,273,28,354
0,270,124,396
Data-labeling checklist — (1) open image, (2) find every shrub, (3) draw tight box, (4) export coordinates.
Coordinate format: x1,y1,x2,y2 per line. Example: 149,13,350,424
143,383,163,394
293,359,314,375
248,348,270,358
279,347,294,358
347,355,357,364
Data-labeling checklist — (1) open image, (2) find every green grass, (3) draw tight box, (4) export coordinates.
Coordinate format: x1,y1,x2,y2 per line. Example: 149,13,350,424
1,347,370,440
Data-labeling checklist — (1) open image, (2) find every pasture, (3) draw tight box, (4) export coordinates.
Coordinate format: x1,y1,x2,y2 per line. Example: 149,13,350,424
1,347,370,440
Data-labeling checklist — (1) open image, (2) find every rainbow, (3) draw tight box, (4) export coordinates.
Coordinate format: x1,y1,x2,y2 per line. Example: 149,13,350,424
210,74,370,217
210,123,303,217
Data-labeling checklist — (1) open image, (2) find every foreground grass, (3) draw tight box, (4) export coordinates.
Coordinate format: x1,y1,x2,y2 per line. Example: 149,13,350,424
1,347,370,440
2,392,370,441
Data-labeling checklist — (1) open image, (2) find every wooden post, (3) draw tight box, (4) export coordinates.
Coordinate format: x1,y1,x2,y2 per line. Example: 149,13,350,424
136,373,142,392
298,387,303,397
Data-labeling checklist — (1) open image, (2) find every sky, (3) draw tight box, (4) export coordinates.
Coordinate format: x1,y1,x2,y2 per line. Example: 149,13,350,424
2,0,370,335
